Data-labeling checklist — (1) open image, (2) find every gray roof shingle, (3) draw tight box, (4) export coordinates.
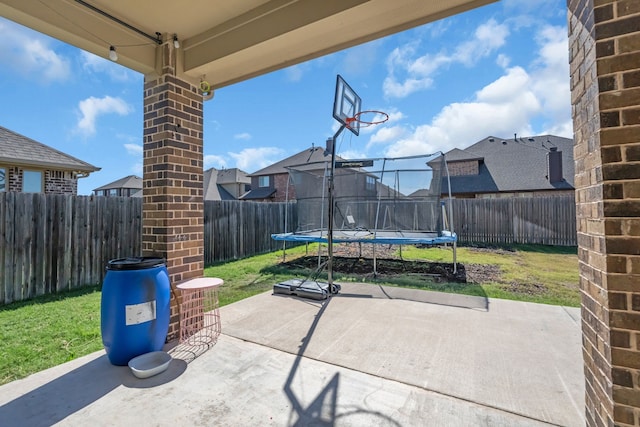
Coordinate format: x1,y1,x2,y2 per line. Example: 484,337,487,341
93,175,141,191
443,135,575,195
0,126,100,172
240,187,276,200
248,146,336,176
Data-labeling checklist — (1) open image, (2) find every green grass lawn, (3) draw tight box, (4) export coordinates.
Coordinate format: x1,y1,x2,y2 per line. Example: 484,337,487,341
0,243,579,386
209,243,580,308
0,286,103,385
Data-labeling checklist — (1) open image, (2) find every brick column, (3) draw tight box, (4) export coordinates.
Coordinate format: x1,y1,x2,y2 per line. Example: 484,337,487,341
568,0,640,425
143,39,204,341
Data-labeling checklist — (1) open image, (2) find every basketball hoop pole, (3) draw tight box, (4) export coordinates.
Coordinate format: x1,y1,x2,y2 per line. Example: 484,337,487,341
326,124,347,293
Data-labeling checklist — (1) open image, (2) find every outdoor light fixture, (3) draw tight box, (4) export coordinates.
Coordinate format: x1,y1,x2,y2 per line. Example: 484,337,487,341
109,46,118,61
173,34,180,49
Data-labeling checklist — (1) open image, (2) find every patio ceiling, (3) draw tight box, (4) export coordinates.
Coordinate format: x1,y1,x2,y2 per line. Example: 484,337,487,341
0,0,496,89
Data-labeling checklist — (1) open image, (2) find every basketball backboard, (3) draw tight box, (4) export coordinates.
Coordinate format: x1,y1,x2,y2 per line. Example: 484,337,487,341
332,75,362,136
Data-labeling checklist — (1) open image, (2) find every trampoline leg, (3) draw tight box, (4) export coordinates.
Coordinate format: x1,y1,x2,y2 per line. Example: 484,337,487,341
453,241,457,274
373,244,377,277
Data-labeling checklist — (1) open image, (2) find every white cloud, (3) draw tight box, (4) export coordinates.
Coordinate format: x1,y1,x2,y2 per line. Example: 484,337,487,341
542,120,573,138
368,125,408,146
204,155,227,169
384,66,541,157
496,54,511,69
453,19,509,66
383,19,510,98
338,149,368,160
229,147,285,172
476,66,531,104
383,76,434,99
0,19,70,82
234,132,252,141
76,96,132,136
386,110,405,123
530,25,571,120
381,23,571,157
81,51,134,82
124,143,142,155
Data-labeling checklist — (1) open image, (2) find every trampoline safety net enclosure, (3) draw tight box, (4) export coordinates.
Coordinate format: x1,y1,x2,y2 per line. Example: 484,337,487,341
272,153,457,246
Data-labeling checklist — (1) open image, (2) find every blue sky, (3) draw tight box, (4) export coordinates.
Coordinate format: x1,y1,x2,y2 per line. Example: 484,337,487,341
0,0,571,195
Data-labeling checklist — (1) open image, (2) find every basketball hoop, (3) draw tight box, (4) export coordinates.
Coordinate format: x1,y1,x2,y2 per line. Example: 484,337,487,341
346,110,389,129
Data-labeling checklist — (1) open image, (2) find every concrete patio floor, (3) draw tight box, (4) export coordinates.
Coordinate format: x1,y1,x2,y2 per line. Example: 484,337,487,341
0,283,584,426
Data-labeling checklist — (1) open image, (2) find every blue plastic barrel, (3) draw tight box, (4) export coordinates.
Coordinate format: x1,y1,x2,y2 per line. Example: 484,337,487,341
101,257,171,366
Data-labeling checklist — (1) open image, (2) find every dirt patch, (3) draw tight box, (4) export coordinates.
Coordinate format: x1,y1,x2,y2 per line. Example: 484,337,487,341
501,282,548,296
464,263,501,283
279,243,524,285
281,255,466,283
282,243,472,283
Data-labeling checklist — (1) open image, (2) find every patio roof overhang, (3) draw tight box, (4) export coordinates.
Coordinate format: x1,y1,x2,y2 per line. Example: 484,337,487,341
0,0,496,88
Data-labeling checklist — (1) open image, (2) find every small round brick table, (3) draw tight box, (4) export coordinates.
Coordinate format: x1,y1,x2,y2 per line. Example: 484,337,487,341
176,277,223,346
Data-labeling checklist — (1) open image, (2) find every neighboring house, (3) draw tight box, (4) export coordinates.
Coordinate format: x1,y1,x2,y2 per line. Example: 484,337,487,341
93,168,250,200
427,135,575,199
93,175,143,197
0,125,100,195
243,143,407,202
207,168,251,200
242,144,337,202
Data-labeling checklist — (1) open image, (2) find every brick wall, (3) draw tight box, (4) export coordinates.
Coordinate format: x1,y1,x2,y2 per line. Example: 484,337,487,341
45,170,78,194
142,41,204,340
569,0,640,425
273,173,295,201
447,160,479,176
5,167,78,194
7,166,20,192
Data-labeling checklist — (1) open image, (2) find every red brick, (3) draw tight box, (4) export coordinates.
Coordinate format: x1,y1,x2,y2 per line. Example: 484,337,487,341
619,32,640,54
613,404,635,423
621,109,640,126
617,0,640,16
596,14,640,39
611,329,631,348
612,367,634,387
613,385,640,407
610,291,629,309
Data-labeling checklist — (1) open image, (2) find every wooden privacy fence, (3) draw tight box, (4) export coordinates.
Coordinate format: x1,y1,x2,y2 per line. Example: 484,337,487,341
1,193,142,305
1,193,575,305
0,193,295,305
204,200,296,264
449,196,577,246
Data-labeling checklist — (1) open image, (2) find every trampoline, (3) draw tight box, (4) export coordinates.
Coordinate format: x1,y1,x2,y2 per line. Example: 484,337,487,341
272,230,456,245
271,152,458,273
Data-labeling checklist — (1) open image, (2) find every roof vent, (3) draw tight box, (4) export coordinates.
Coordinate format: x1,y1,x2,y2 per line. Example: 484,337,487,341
488,138,494,142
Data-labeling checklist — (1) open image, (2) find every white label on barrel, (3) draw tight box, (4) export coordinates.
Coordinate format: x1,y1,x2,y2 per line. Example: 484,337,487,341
125,300,156,325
